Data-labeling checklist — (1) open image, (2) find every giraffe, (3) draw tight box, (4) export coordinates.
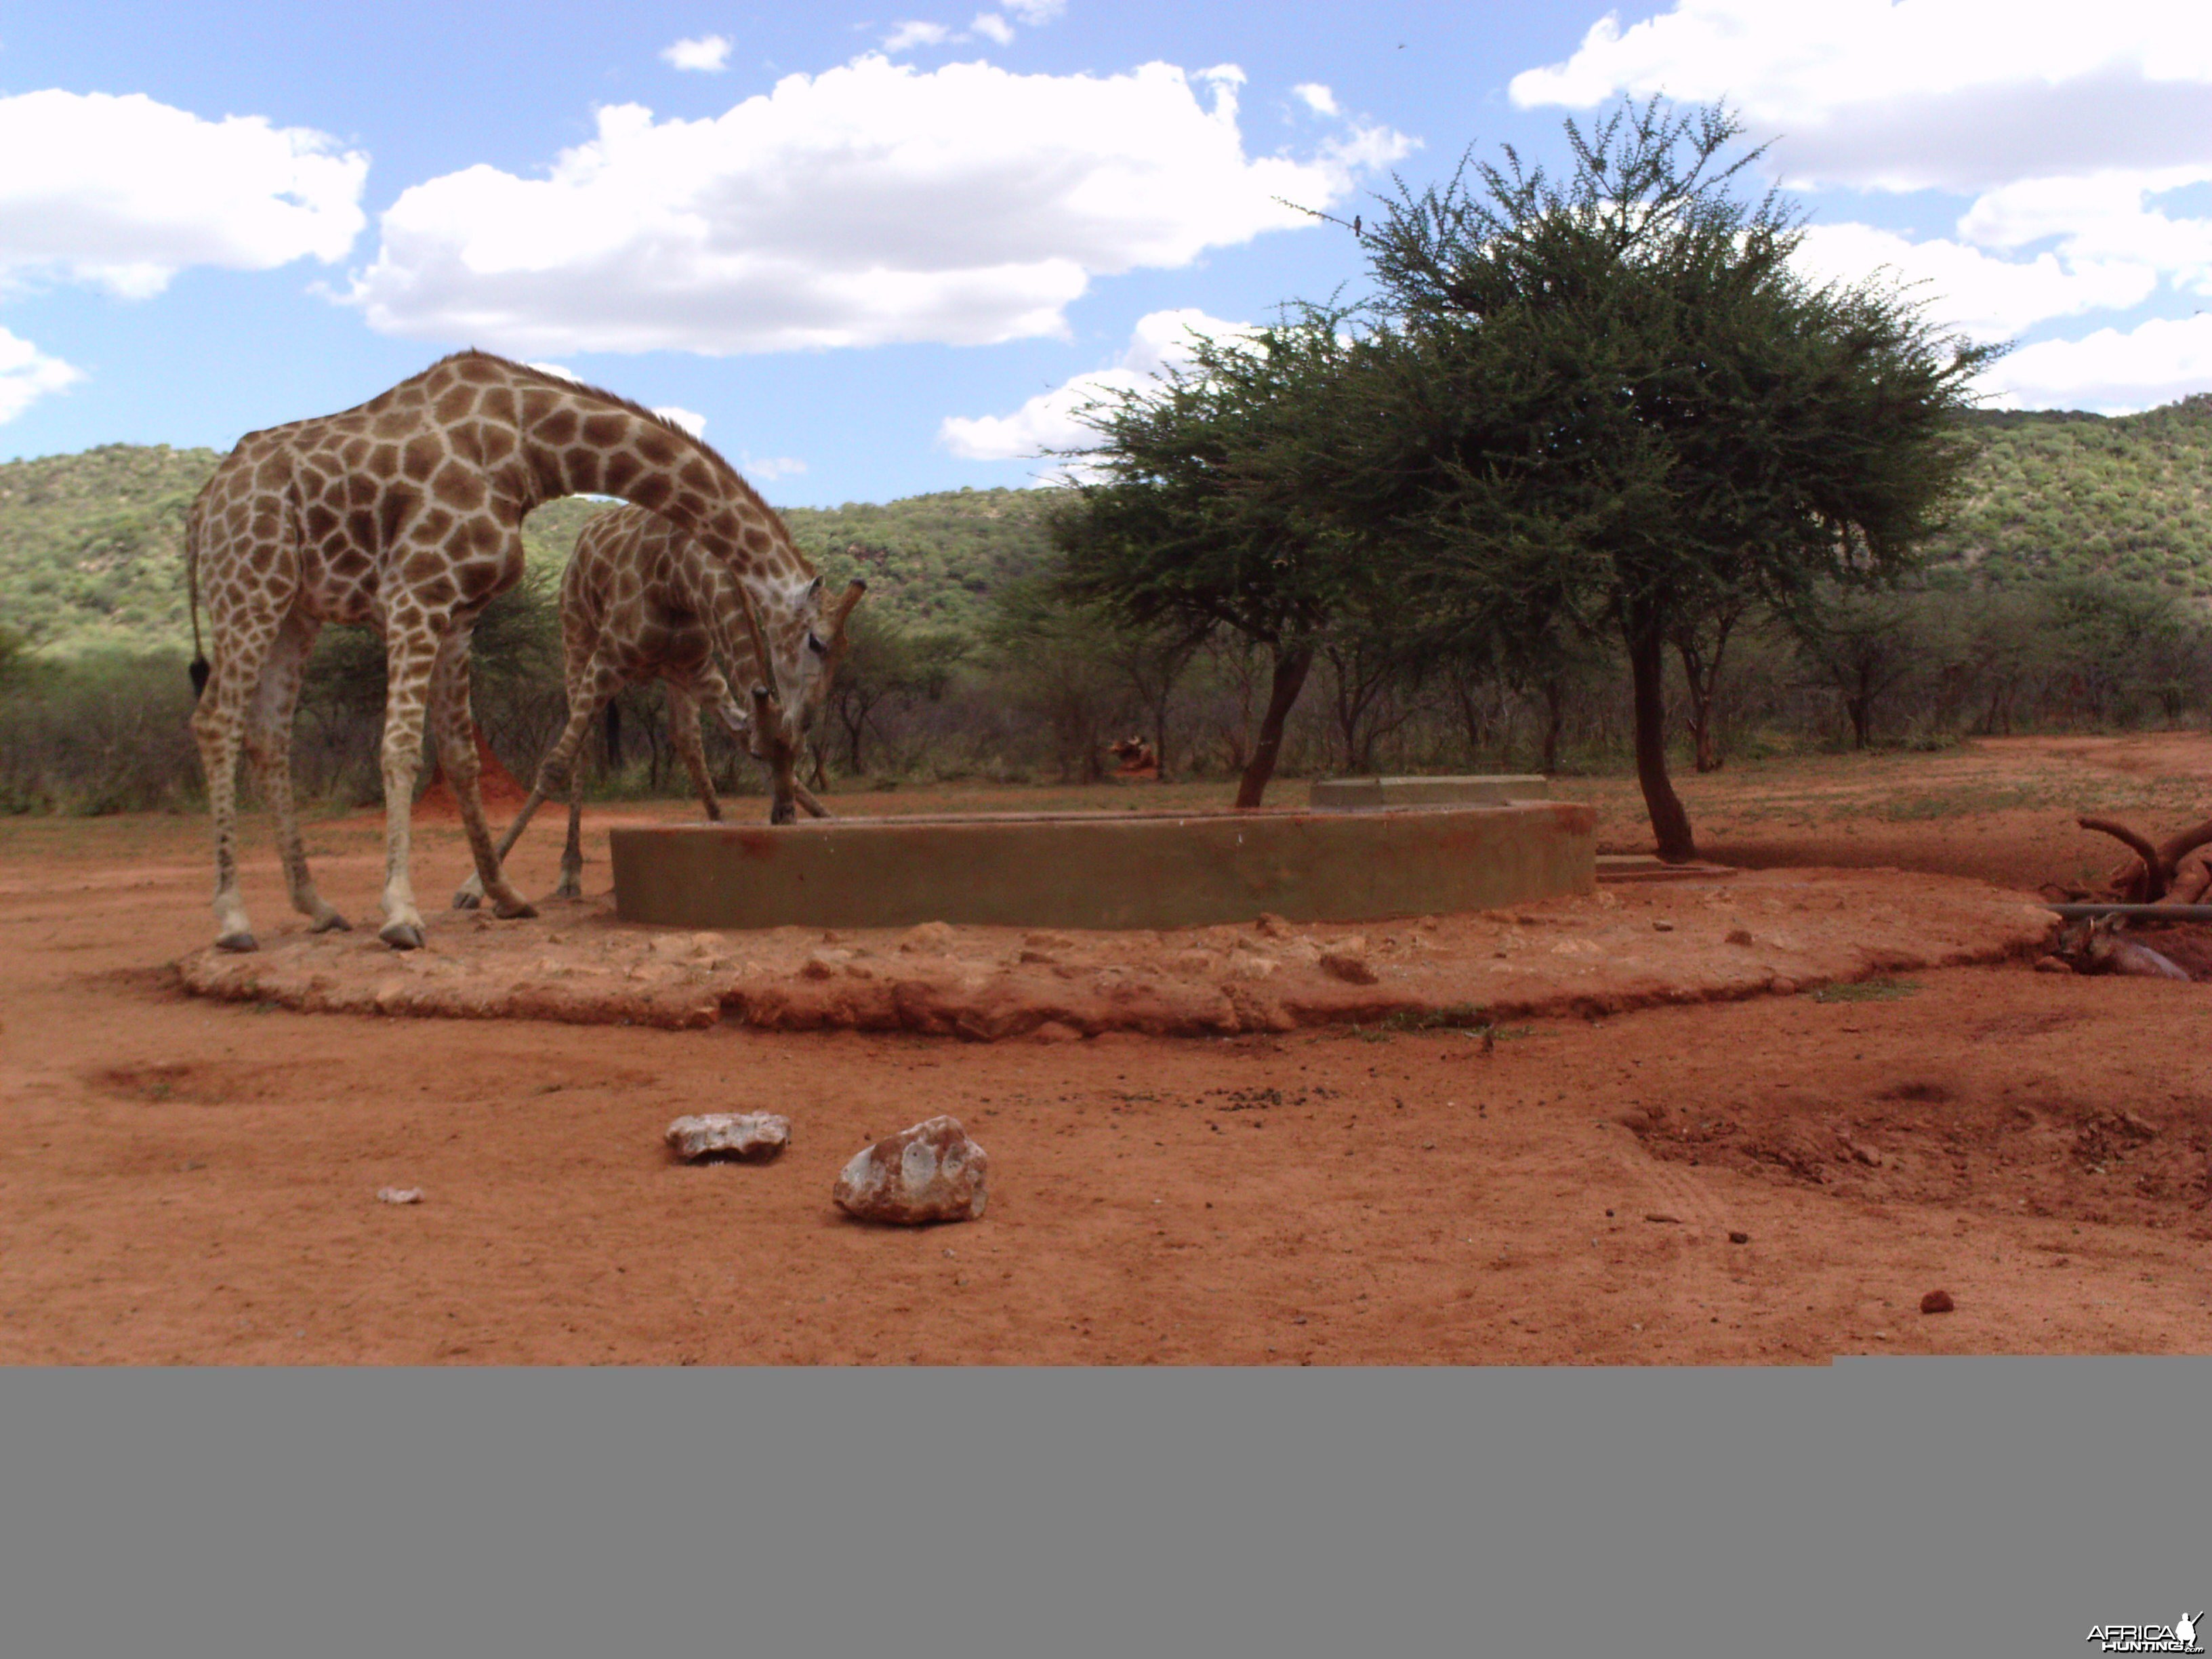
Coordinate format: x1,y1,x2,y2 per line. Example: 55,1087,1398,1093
453,502,865,907
184,350,823,953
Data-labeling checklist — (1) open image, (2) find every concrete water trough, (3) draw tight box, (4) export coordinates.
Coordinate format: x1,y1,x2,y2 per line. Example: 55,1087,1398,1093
609,800,1596,933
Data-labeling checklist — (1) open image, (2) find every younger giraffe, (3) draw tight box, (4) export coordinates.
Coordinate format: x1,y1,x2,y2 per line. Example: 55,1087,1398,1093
455,503,864,906
186,350,823,952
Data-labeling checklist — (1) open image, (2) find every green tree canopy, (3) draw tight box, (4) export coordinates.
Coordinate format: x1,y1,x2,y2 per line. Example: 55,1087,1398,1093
1348,100,1994,856
1047,311,1391,805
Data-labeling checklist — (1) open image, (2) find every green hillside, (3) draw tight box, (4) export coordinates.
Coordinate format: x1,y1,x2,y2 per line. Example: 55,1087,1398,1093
781,487,1061,633
1927,394,2212,592
5,394,2211,657
0,440,1063,656
0,444,224,655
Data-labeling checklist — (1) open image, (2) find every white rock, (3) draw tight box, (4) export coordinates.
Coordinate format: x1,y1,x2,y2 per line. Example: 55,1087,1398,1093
665,1113,791,1162
834,1115,988,1224
377,1187,422,1205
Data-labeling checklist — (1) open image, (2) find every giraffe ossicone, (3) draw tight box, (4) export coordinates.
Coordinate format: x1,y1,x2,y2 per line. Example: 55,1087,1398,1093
185,351,835,952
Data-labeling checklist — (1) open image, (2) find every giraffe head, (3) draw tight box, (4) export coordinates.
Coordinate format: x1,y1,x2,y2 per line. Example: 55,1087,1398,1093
735,571,867,822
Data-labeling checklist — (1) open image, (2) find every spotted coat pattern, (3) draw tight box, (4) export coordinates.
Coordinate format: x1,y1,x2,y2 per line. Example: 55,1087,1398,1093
455,504,864,905
185,350,822,951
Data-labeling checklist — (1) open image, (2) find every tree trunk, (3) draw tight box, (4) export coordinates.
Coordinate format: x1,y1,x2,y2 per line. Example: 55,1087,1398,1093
1624,609,1698,861
1540,678,1565,775
603,701,623,771
1677,645,1722,772
1673,605,1738,775
1235,644,1314,809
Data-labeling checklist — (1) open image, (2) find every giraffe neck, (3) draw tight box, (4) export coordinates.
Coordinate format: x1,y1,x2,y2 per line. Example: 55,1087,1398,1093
516,386,810,584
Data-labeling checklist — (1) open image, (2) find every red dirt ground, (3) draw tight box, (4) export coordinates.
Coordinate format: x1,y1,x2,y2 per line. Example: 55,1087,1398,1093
5,735,2211,1366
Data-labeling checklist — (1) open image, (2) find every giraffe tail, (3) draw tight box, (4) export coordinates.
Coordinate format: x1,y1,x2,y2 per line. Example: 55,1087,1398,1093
184,505,209,700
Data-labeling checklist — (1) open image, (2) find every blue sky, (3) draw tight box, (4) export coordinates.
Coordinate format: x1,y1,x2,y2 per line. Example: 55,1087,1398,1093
3,1,2209,505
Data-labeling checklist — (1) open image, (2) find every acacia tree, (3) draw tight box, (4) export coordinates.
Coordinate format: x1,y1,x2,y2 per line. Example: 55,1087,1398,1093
1048,313,1390,807
1353,101,1993,859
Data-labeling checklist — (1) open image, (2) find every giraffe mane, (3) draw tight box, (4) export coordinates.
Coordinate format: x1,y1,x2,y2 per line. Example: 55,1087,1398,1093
433,350,818,577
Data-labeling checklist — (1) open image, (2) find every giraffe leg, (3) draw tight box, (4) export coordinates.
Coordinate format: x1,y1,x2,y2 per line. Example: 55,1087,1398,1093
451,779,552,909
556,759,586,901
375,628,445,949
459,654,621,907
432,634,536,922
665,683,724,823
243,607,349,934
190,612,281,952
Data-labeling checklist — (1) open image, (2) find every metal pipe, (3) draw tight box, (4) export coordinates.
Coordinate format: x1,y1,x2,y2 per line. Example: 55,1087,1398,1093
2045,903,2212,922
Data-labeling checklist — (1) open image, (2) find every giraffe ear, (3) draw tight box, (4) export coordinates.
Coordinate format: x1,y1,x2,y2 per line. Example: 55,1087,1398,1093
805,574,825,604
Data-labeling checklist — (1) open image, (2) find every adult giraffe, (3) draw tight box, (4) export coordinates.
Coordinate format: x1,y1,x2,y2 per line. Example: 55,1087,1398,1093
185,350,819,952
453,502,864,908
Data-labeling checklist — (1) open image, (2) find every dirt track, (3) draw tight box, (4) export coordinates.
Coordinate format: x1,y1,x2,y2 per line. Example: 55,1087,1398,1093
5,736,2212,1365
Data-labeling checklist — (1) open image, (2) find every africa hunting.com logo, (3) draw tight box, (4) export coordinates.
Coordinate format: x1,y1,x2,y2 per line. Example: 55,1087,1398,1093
2087,1614,2205,1654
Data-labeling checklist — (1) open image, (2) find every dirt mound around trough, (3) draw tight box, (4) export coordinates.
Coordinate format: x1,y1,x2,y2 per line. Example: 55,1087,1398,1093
176,868,2060,1038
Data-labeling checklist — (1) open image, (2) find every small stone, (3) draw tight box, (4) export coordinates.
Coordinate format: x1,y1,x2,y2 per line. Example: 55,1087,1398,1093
377,1187,422,1205
834,1115,989,1225
2032,954,2074,975
901,922,956,951
1254,913,1294,939
801,948,853,979
1728,1230,1750,1244
1023,930,1076,951
1920,1288,1954,1315
1652,920,1676,933
1770,977,1798,996
665,1112,790,1163
1319,949,1378,985
1644,1212,1682,1225
1725,926,1753,946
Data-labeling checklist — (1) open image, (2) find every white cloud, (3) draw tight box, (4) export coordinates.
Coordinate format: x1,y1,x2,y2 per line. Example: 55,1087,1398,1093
883,20,951,52
1958,168,2212,297
526,359,581,381
0,90,366,298
970,13,1015,45
652,404,708,436
940,306,1256,468
1795,222,2158,338
1510,1,2212,192
743,453,808,482
1292,83,1339,117
1004,0,1065,20
661,35,733,73
1510,3,2212,401
347,56,1411,356
0,326,84,423
1979,312,2212,413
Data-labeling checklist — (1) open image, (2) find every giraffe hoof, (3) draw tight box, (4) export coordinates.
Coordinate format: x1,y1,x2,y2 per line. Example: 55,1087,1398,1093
216,931,260,954
380,922,426,951
493,898,539,921
553,882,583,902
451,888,483,911
312,912,352,934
